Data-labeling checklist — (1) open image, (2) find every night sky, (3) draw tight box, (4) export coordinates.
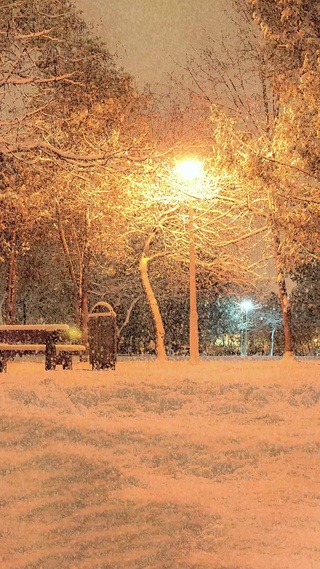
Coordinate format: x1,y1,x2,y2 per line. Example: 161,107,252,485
75,0,230,87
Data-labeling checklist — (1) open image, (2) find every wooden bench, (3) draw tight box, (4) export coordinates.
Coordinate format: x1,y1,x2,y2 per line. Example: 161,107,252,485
0,325,86,372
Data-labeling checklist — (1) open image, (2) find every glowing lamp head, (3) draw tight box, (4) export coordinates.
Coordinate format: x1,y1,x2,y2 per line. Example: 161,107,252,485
175,160,204,181
68,327,82,341
241,300,254,311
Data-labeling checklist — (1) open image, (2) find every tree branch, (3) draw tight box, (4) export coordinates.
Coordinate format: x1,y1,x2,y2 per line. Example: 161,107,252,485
117,295,142,338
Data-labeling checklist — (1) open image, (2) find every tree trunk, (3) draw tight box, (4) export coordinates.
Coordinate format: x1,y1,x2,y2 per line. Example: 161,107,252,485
80,244,90,352
270,327,275,356
137,210,178,362
5,232,18,324
139,253,167,361
273,229,294,356
56,201,81,328
0,293,6,325
22,300,27,324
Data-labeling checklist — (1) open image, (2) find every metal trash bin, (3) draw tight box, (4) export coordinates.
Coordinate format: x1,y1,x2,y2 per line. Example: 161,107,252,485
88,302,117,370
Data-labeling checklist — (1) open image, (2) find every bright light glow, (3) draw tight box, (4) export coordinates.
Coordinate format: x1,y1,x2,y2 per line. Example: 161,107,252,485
241,300,254,311
175,160,204,181
68,327,82,341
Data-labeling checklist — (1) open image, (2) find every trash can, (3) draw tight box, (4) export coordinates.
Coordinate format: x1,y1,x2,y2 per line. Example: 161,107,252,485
88,302,117,370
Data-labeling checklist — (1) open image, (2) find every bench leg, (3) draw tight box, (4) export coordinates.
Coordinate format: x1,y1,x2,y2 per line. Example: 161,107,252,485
0,355,8,373
79,351,88,363
56,352,73,370
62,353,72,370
45,343,57,370
91,357,116,370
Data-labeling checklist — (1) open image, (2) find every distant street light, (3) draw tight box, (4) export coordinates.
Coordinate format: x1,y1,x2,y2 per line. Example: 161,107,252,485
240,299,254,356
174,160,204,363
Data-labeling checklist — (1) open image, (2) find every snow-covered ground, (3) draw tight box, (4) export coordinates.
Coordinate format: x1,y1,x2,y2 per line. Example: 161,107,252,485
1,357,320,568
2,354,319,386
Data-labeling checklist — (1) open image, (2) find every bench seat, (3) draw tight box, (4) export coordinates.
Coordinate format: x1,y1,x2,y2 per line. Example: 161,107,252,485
0,343,46,372
56,344,86,353
0,343,86,372
0,343,46,351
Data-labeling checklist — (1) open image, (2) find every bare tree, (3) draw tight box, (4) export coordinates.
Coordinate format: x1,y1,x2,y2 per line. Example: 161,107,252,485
176,0,320,355
118,161,264,360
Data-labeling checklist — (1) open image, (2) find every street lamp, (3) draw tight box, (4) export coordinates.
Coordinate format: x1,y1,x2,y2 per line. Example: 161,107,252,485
175,160,204,363
240,299,253,356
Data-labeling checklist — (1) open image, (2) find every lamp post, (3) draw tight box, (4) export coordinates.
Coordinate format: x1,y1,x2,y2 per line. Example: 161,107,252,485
175,160,204,363
188,196,198,362
240,299,253,356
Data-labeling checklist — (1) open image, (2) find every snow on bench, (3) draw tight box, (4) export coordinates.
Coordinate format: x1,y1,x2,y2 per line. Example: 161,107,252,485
0,326,86,372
